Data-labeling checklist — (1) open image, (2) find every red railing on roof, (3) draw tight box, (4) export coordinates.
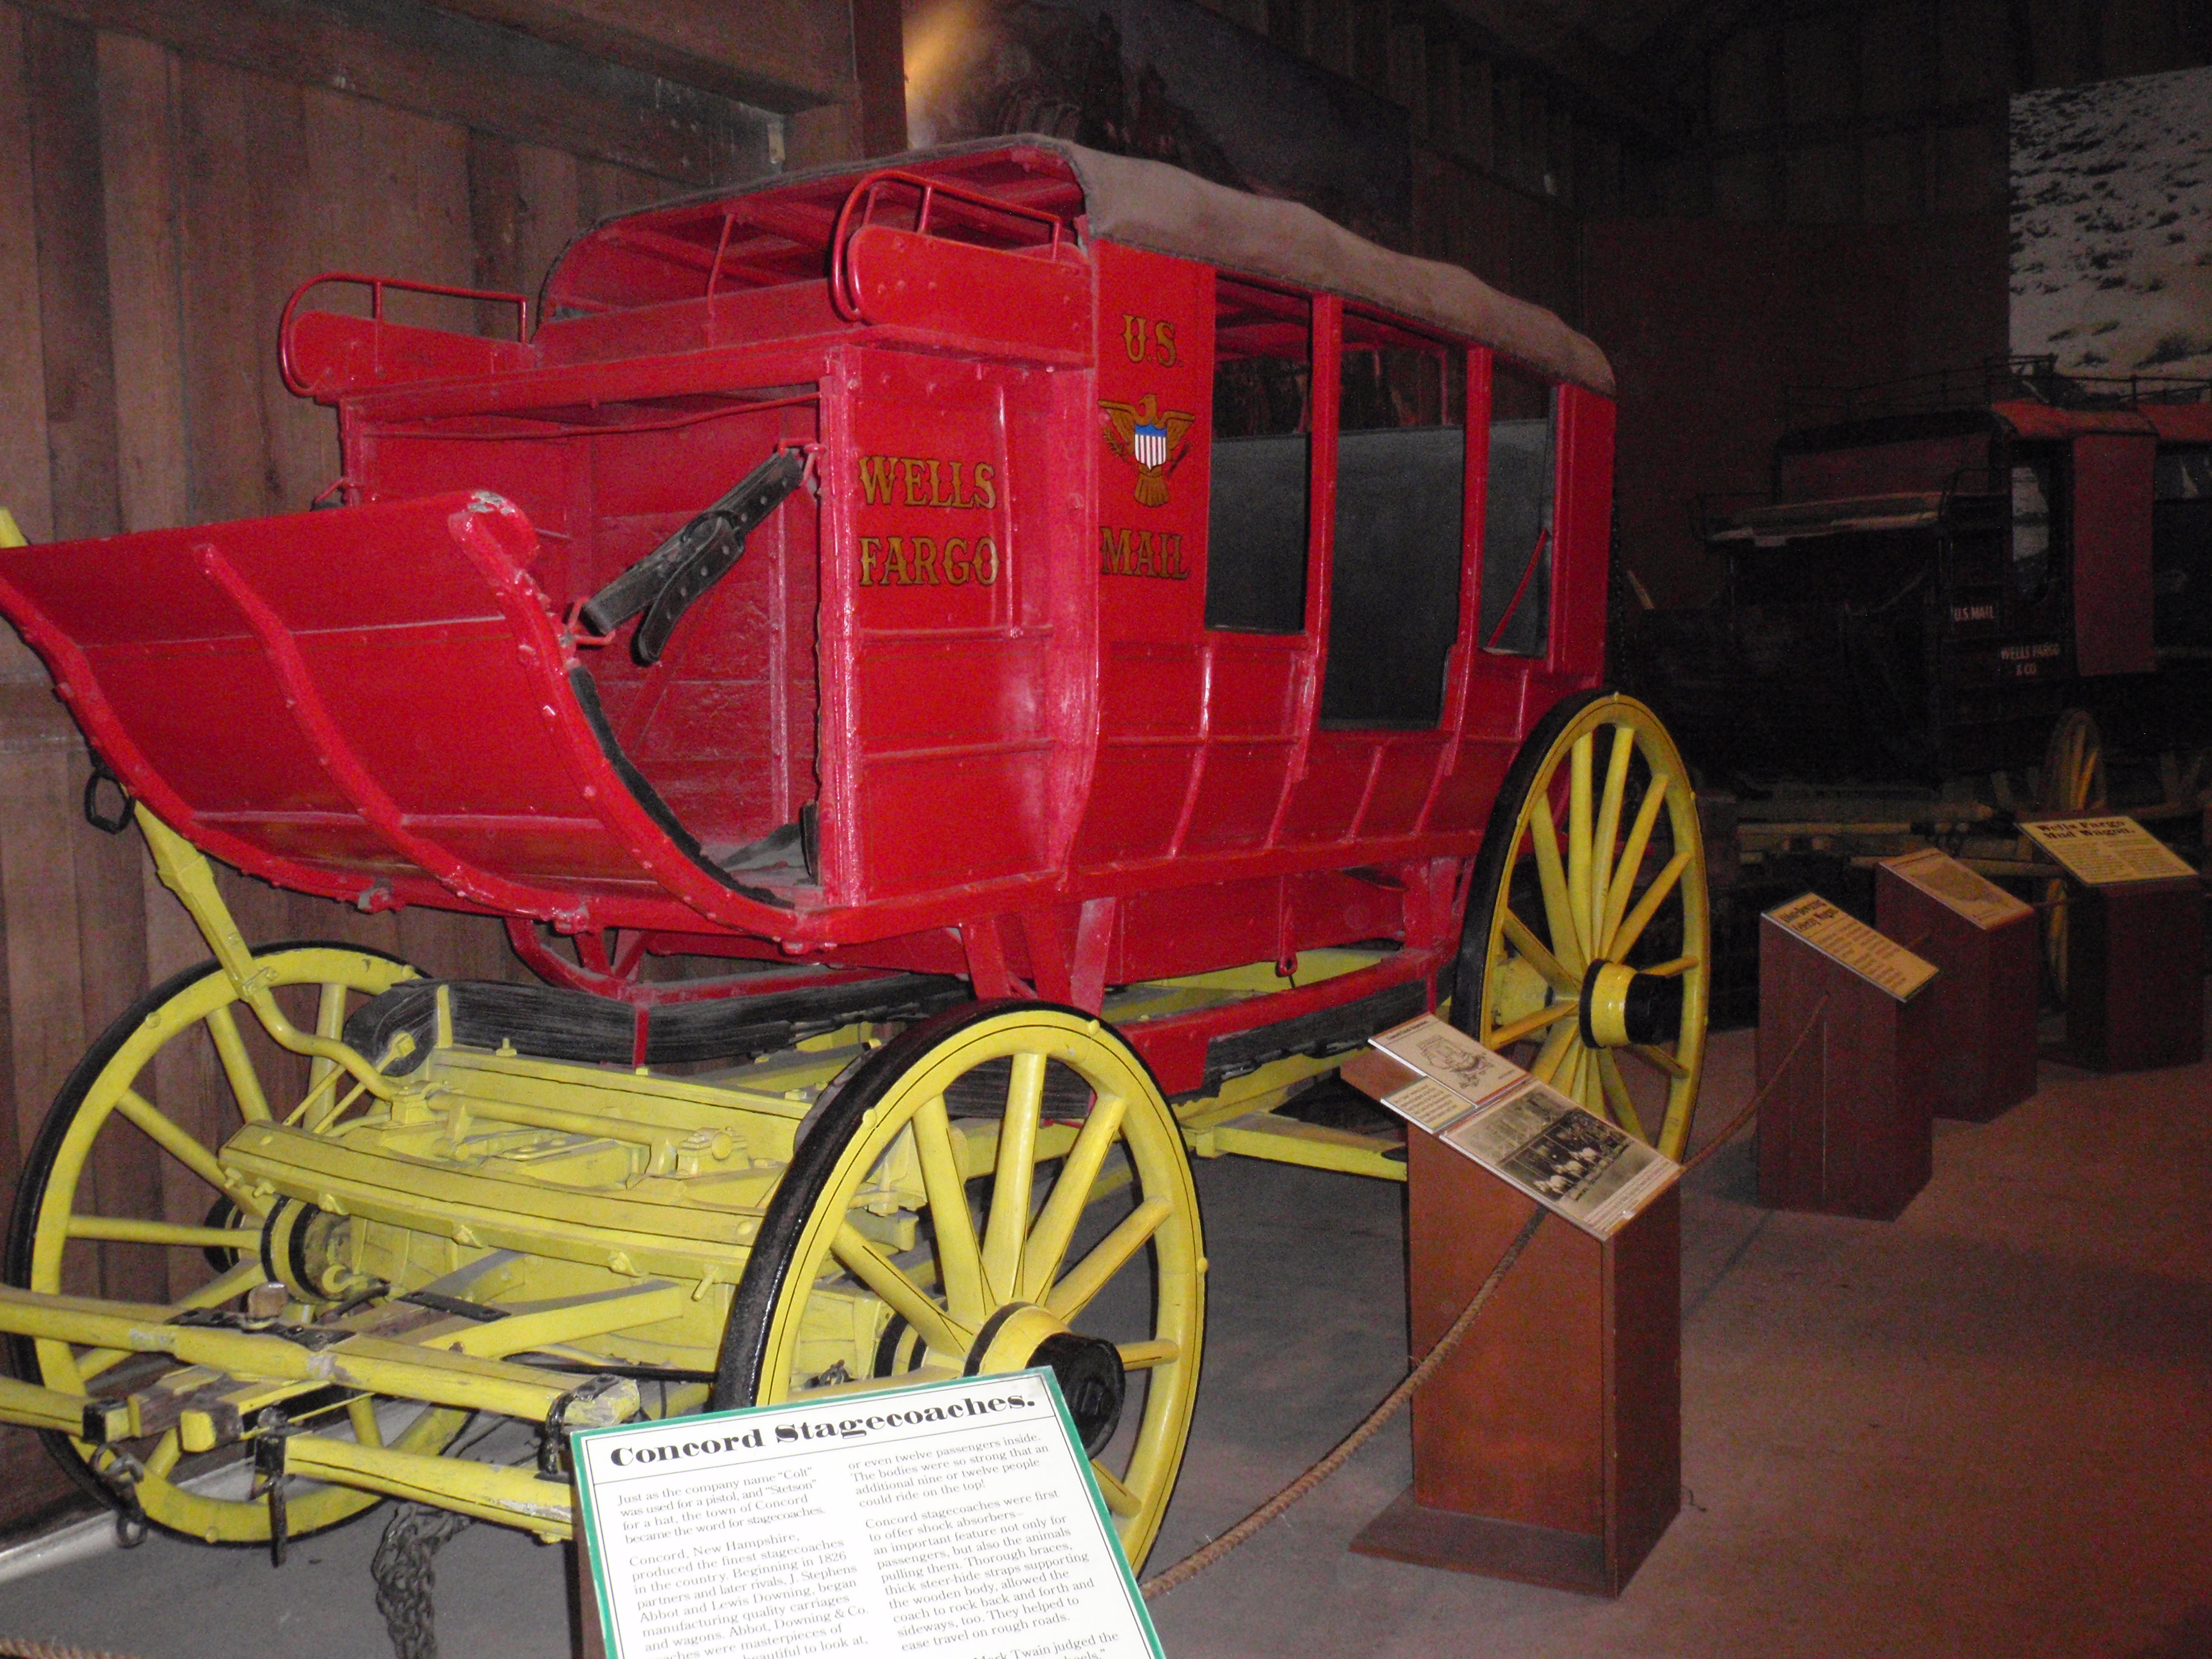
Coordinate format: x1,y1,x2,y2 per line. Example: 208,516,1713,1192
279,273,530,396
827,169,1073,323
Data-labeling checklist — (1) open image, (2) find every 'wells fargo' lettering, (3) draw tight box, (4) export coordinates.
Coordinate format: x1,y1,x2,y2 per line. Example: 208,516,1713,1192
857,454,996,510
1099,525,1190,579
858,534,1000,588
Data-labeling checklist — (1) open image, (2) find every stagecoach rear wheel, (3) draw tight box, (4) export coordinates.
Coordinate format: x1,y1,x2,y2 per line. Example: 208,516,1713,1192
1451,692,1710,1161
2037,709,2107,1002
716,1002,1204,1571
3,943,468,1544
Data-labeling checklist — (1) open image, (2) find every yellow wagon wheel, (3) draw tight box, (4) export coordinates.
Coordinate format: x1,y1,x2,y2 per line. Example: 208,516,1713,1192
2036,709,2107,1002
3,943,466,1544
1451,691,1710,1161
716,1001,1204,1571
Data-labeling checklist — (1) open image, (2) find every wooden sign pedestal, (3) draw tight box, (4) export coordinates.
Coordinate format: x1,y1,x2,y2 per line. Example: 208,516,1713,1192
1875,864,2038,1120
1350,1130,1680,1597
1756,910,1936,1220
2057,874,2204,1072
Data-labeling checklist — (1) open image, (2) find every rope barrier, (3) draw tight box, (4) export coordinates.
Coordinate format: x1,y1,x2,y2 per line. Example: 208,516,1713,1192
1139,1205,1547,1602
0,1642,140,1659
1142,992,1833,1599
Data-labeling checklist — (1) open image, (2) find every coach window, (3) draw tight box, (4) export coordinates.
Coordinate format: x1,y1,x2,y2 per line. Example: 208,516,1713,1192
1206,280,1311,633
1320,312,1467,727
1481,360,1555,658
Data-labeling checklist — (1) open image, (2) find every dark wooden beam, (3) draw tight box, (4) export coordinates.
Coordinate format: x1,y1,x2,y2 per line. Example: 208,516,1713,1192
423,0,853,115
24,10,121,543
848,0,907,156
17,0,779,185
1436,0,1691,145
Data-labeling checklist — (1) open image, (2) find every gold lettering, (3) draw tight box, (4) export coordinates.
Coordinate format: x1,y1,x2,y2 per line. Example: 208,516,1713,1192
901,458,929,506
859,536,881,586
945,537,970,585
974,463,996,511
858,456,899,506
885,536,910,585
1154,319,1177,367
950,460,969,508
974,536,1000,585
928,459,950,507
1122,314,1147,362
913,536,939,584
1097,526,1192,579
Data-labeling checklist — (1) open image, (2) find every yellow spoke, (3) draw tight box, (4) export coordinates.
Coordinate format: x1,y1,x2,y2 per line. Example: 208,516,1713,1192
180,1257,266,1309
911,1098,987,1325
1526,796,1586,973
832,1225,969,1362
1499,909,1578,994
1045,1197,1170,1320
347,1395,384,1449
64,1218,254,1251
1590,727,1634,950
1597,1052,1647,1141
1642,955,1699,978
204,1005,270,1123
1628,1042,1689,1081
1612,848,1691,962
1600,773,1670,957
1018,1095,1128,1302
1530,1021,1577,1086
1092,1462,1142,1516
113,1089,256,1207
1116,1338,1180,1371
1565,734,1594,966
981,1054,1045,1303
1489,1001,1574,1049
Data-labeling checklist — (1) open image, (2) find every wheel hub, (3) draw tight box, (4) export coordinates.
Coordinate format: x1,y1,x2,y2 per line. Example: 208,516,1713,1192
963,1303,1126,1456
1578,960,1683,1049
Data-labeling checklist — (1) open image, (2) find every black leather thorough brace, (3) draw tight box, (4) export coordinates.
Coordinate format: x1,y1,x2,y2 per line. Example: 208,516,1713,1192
579,447,808,664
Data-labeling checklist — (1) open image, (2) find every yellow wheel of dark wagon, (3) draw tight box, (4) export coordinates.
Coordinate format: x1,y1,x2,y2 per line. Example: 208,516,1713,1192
3,944,467,1545
716,1001,1204,1571
1451,692,1710,1161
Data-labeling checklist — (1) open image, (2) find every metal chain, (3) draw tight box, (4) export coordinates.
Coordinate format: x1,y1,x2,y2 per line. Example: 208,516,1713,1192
371,1503,476,1659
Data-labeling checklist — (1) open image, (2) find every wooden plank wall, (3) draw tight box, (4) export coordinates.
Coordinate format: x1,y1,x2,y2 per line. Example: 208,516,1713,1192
0,0,806,1532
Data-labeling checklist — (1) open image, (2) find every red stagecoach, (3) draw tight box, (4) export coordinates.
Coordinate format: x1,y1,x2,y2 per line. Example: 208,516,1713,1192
0,139,1707,1565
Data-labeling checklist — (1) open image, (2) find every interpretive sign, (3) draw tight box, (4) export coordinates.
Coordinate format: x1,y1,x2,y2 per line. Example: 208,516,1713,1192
2021,814,2196,887
1879,846,2033,929
1763,893,1937,1002
573,1370,1161,1659
1364,1015,1678,1239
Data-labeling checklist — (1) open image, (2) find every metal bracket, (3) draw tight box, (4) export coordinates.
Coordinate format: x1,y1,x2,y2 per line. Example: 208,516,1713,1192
251,1407,294,1567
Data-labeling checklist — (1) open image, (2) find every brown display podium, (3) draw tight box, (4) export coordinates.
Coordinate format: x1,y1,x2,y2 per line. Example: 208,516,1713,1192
1875,848,2039,1120
1349,1118,1680,1597
2022,817,2205,1073
1757,894,1938,1220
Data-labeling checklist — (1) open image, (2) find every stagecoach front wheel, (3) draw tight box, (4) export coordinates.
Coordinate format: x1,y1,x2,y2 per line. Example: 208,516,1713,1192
1451,692,1711,1161
4,943,468,1544
716,1002,1204,1571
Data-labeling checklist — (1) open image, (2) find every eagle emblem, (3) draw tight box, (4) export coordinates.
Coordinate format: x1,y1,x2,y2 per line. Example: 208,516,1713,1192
1101,395,1194,508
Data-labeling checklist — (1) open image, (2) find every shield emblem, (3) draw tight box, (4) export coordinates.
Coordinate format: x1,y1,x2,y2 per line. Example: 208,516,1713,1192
1133,424,1168,470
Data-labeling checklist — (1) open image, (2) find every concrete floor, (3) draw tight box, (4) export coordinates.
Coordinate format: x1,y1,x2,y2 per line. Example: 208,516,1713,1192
2,1021,2209,1658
